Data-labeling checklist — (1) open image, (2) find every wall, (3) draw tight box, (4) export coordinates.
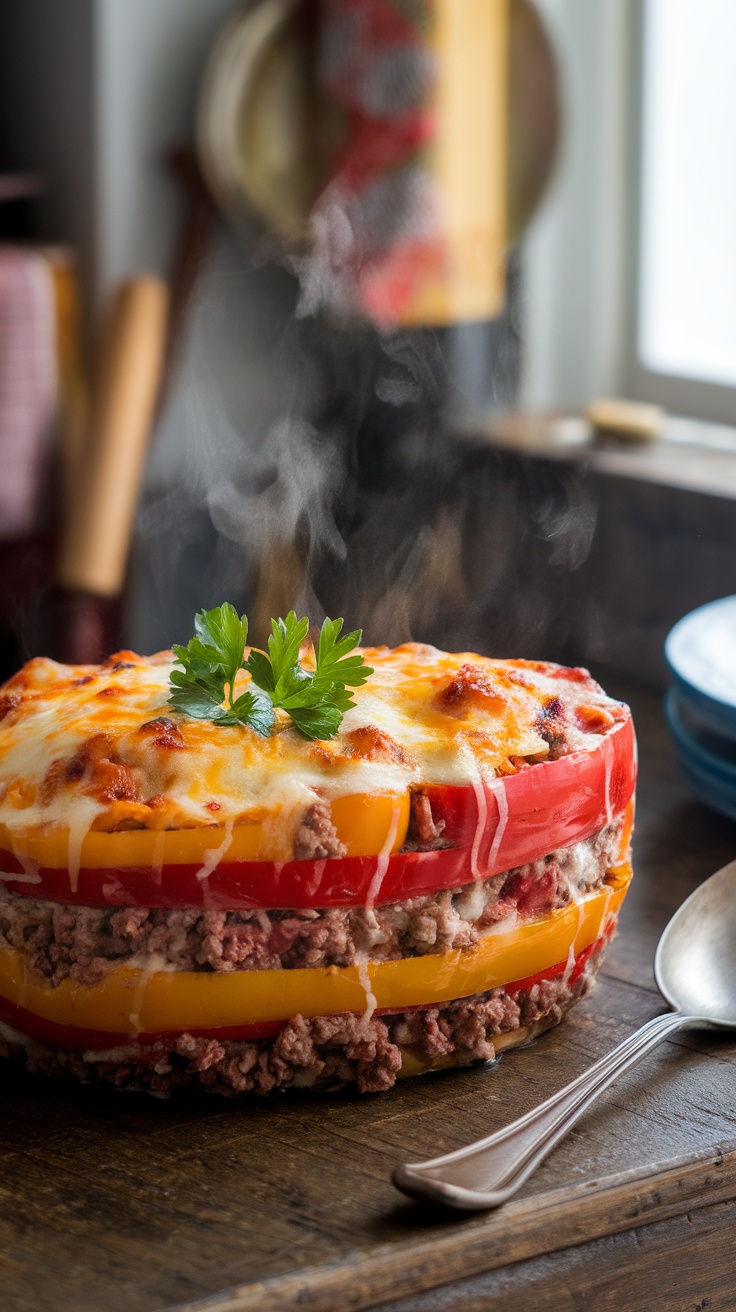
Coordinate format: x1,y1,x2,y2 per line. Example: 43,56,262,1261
0,0,238,320
93,0,237,296
0,0,96,314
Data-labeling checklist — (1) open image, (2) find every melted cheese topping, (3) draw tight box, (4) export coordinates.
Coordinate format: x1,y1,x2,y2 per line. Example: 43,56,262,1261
0,643,623,839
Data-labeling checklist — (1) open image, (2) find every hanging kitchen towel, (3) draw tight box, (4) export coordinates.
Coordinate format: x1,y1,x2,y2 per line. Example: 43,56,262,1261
0,245,57,539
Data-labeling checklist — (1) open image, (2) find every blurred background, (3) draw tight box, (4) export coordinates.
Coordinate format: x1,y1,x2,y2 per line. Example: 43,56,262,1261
1,0,736,689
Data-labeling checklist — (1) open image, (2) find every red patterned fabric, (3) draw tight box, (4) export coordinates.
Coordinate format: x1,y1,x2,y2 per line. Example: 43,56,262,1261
310,0,445,326
0,247,56,538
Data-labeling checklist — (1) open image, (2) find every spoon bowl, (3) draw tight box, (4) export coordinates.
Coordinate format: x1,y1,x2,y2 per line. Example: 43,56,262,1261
655,859,736,1026
393,860,736,1209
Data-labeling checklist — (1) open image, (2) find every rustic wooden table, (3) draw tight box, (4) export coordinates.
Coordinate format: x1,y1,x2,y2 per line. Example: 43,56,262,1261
1,687,735,1312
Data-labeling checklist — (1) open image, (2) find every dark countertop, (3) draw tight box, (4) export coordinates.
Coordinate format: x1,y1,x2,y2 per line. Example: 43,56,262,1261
0,686,734,1312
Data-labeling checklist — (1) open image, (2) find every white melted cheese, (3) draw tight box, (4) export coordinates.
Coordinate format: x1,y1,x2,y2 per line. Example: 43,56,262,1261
0,644,621,839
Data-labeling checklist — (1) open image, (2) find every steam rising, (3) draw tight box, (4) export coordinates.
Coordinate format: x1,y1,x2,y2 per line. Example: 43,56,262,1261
132,227,594,664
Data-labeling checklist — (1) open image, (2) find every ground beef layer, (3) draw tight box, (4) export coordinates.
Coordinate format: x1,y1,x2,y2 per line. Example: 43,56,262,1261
0,940,605,1096
0,819,623,986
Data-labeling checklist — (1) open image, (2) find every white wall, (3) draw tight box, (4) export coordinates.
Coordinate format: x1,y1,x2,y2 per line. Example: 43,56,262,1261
521,0,635,411
93,0,237,297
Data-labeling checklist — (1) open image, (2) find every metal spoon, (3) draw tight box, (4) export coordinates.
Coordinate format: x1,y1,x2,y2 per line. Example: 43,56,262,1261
393,859,736,1210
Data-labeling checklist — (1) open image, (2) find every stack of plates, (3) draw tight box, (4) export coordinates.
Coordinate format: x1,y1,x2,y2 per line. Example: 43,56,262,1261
665,596,736,821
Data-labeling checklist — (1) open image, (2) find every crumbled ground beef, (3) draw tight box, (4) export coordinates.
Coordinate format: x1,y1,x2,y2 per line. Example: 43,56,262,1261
0,943,603,1096
405,789,447,850
535,695,570,761
292,799,346,860
0,819,623,986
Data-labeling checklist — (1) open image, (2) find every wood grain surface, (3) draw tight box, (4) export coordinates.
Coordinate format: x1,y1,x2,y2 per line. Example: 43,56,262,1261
0,687,735,1312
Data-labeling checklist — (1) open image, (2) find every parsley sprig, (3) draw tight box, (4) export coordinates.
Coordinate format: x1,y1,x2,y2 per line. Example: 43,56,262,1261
168,604,274,734
168,604,372,741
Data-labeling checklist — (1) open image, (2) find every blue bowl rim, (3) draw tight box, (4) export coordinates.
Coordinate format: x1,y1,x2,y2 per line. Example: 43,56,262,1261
669,673,736,740
665,688,736,785
665,595,736,716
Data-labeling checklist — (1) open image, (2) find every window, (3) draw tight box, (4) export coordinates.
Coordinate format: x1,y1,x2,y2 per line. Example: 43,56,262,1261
523,0,736,429
634,0,736,422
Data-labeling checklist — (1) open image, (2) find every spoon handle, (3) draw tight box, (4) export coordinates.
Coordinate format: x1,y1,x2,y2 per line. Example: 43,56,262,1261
393,1011,691,1209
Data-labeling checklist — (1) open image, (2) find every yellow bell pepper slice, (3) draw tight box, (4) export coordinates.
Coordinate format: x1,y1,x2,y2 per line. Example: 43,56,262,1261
330,791,410,858
0,863,631,1035
0,791,410,868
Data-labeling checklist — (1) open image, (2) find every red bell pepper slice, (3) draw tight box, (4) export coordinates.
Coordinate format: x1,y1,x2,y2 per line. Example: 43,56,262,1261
0,714,635,910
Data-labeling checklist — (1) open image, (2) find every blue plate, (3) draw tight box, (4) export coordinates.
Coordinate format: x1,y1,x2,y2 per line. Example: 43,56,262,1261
665,689,736,822
665,596,736,742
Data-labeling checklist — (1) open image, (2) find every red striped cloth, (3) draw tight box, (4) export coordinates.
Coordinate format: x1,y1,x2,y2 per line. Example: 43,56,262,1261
0,246,57,538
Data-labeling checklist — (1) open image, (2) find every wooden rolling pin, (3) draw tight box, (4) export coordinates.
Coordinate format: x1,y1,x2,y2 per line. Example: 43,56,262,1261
58,276,168,597
54,276,169,662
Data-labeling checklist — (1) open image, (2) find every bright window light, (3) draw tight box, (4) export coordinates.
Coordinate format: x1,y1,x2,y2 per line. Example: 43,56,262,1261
639,0,736,387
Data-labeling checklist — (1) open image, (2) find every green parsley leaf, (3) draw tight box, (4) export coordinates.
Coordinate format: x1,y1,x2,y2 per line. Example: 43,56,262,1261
168,603,271,735
264,612,311,704
246,612,373,740
215,690,275,736
288,702,343,740
195,602,249,704
167,681,226,721
169,605,372,741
